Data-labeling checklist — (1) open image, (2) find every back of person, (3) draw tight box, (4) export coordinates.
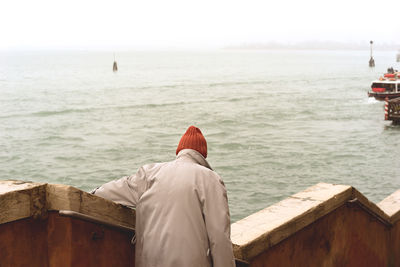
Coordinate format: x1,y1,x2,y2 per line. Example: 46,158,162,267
92,126,236,267
136,155,218,266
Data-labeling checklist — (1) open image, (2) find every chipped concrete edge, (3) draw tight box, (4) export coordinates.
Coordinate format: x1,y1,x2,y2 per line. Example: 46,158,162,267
0,181,48,224
377,189,400,224
46,183,135,228
0,180,135,229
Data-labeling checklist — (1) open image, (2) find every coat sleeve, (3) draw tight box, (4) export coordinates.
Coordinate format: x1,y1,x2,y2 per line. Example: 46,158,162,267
202,173,236,267
91,166,147,208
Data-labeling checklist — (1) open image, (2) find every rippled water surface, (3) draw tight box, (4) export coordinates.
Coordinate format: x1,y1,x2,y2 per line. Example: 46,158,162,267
1,50,400,222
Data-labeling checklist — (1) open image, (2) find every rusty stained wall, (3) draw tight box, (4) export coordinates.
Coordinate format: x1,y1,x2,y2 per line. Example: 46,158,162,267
0,211,135,267
248,203,399,267
0,213,48,267
390,220,400,267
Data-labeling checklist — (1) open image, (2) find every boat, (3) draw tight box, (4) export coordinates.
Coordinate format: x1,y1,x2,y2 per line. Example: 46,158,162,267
368,67,400,100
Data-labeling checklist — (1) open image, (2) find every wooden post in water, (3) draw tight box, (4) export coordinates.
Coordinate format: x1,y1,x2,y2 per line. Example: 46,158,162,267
113,53,118,72
369,41,375,67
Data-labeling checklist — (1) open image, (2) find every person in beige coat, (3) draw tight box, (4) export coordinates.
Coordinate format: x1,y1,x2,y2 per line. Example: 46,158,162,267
92,126,236,267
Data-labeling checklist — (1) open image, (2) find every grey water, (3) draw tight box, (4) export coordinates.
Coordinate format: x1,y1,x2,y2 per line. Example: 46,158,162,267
1,50,399,222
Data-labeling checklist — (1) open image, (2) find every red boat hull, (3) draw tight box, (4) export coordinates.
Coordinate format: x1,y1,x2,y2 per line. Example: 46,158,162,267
368,91,400,100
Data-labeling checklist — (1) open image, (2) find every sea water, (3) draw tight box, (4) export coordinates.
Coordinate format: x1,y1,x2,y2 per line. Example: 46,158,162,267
1,50,399,222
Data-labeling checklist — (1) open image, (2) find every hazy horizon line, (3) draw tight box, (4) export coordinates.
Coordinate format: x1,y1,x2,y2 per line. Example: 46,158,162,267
224,41,400,51
1,41,400,52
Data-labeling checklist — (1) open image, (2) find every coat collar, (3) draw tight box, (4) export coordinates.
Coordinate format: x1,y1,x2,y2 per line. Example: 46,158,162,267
176,149,213,170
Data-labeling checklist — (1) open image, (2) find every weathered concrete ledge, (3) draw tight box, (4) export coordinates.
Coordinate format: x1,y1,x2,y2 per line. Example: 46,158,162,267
0,180,135,228
0,180,136,267
231,182,400,266
378,188,400,222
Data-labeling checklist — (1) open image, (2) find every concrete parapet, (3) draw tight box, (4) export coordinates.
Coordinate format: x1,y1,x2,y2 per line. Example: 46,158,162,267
2,180,400,266
0,180,135,267
231,182,400,266
0,180,135,228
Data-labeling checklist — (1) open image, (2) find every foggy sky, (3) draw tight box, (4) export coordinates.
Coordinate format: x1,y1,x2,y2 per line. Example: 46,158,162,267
2,0,400,50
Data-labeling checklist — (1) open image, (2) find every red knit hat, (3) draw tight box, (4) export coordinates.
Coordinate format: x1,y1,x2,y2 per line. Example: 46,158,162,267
176,126,207,158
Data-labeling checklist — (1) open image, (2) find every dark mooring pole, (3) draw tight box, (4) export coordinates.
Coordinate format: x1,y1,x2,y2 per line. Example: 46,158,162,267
113,53,118,72
369,40,375,67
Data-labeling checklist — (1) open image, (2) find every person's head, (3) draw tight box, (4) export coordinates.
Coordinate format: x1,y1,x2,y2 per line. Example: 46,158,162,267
176,126,207,158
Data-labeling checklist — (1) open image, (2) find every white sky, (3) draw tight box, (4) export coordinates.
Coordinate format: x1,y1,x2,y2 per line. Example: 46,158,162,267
1,0,400,50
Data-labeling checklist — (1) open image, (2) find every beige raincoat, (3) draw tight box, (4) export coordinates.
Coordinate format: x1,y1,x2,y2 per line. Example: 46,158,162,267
92,149,236,267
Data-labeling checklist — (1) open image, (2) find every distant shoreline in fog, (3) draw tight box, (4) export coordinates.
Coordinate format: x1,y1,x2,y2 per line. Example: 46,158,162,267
224,41,400,51
2,41,400,52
